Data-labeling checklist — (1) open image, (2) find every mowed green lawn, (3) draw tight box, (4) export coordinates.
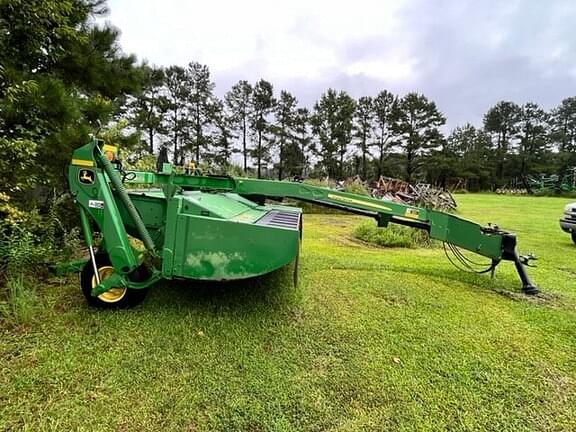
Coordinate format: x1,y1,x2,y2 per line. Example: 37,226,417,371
1,194,575,431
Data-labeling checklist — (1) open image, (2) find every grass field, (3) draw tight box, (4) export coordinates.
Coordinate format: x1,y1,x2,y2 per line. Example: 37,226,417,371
1,194,575,431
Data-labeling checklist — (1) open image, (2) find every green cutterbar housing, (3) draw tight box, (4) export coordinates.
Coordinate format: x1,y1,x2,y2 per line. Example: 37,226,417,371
128,189,301,280
68,139,539,306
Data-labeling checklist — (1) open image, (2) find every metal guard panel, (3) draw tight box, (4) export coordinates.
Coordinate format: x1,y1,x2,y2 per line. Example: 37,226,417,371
255,210,301,230
170,214,300,280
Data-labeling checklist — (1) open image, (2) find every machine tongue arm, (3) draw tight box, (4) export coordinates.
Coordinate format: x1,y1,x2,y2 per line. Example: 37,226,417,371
231,179,539,294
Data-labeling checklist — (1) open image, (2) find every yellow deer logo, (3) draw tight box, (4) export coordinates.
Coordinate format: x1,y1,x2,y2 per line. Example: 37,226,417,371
79,170,94,184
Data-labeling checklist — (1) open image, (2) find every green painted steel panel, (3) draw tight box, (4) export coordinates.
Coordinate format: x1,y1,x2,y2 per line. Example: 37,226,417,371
170,211,301,280
178,191,265,221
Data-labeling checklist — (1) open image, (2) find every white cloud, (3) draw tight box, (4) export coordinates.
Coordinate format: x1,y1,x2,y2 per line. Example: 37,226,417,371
105,0,408,78
345,58,418,82
104,0,576,127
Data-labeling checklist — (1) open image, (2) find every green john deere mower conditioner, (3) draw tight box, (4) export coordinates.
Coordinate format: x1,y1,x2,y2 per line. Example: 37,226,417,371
68,139,540,308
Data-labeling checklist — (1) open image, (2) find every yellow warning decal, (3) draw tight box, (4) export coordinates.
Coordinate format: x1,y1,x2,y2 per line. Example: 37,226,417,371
327,193,392,211
103,144,118,154
72,159,94,167
404,208,420,219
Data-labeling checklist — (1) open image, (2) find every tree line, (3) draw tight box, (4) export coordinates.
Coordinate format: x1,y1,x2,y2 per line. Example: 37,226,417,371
127,64,576,190
128,66,447,182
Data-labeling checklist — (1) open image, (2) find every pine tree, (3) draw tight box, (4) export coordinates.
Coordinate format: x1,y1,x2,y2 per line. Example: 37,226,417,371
311,89,355,178
210,100,235,169
127,65,168,154
372,90,398,178
393,93,446,181
186,61,217,164
0,0,141,192
551,97,576,152
294,107,311,176
515,102,549,178
225,80,253,172
273,90,298,180
353,96,374,179
445,124,493,190
483,101,521,181
163,66,189,164
250,79,276,178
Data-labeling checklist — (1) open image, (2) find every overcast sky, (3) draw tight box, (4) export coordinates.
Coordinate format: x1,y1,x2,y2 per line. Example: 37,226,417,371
105,0,575,129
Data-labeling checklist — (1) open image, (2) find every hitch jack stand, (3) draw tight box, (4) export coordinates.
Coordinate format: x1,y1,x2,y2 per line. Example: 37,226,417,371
512,251,539,295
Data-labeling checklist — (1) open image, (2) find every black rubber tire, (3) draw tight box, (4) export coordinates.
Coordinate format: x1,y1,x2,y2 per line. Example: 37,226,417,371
572,232,576,244
80,254,149,309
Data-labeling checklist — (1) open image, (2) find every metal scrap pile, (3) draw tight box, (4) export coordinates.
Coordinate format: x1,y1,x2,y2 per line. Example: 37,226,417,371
371,177,457,211
337,176,457,211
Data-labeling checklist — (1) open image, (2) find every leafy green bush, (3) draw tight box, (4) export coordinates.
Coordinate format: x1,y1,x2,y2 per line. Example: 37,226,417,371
0,222,48,326
0,195,81,326
352,221,434,248
0,138,39,196
227,164,254,178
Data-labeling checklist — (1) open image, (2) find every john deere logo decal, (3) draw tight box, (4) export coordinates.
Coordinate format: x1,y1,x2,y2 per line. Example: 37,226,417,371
78,169,95,185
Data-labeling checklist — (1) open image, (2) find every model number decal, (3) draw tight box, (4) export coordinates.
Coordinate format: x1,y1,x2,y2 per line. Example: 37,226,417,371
88,200,105,209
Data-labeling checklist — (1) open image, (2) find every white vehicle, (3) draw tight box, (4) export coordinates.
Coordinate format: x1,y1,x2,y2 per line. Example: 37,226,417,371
559,203,576,243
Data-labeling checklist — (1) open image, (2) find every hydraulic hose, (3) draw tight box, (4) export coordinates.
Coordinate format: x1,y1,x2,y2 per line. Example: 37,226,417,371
96,151,157,255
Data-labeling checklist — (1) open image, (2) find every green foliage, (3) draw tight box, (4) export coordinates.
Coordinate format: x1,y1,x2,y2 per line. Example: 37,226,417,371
393,92,446,181
0,0,142,206
551,96,576,152
250,79,276,178
125,65,168,154
225,80,253,172
125,154,158,172
185,61,218,164
0,220,48,274
294,107,312,176
273,90,301,180
0,275,40,326
0,194,81,325
372,90,398,179
0,138,38,196
210,100,236,168
353,96,374,179
352,220,433,248
0,0,141,326
311,89,356,178
483,101,521,182
0,0,98,86
0,220,47,325
426,123,492,190
342,179,370,196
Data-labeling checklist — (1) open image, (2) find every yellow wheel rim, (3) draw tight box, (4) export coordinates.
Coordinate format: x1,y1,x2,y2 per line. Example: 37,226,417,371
91,266,127,303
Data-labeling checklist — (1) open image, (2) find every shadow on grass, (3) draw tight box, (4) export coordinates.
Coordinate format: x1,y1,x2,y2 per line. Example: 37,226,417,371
322,258,563,306
140,263,299,316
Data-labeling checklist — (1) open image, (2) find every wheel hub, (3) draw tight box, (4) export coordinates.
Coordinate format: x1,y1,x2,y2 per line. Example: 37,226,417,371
91,266,127,303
